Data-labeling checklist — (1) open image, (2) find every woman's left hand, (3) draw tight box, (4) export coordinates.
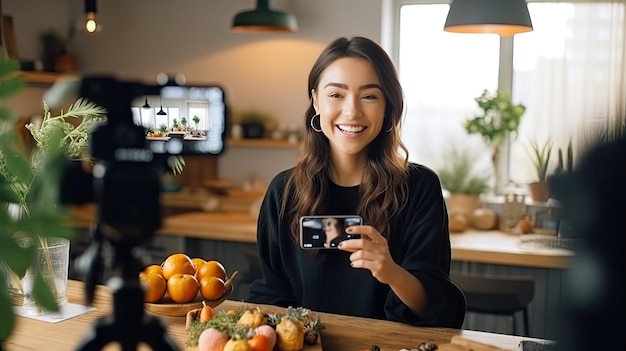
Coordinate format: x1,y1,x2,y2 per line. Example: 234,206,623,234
337,225,402,285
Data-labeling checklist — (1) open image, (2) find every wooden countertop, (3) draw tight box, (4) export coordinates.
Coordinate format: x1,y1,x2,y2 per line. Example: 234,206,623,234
69,203,573,270
6,280,546,351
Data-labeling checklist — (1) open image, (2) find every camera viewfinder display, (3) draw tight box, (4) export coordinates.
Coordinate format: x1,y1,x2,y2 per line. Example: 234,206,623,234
300,215,362,249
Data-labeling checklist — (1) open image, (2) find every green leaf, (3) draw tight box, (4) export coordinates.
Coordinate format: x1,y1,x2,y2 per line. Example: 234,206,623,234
32,270,60,312
0,78,25,100
0,59,20,77
0,183,21,203
0,274,16,341
2,151,34,184
0,235,33,278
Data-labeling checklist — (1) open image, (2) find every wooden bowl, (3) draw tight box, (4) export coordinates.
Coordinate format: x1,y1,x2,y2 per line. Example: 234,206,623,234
144,271,238,317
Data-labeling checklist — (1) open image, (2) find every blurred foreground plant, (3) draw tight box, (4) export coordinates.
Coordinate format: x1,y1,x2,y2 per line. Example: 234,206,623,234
0,59,106,343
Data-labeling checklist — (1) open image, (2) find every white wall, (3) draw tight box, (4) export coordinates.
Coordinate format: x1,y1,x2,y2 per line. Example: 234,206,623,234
3,0,382,186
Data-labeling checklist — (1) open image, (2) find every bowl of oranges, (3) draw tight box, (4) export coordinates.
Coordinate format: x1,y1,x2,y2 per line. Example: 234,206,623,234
141,253,238,317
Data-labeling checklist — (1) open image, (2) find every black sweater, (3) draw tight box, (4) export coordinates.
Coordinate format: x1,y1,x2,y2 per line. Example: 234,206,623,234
247,163,466,328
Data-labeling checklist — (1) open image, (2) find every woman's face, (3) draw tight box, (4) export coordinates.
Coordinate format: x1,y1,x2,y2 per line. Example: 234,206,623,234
312,57,386,159
323,218,340,239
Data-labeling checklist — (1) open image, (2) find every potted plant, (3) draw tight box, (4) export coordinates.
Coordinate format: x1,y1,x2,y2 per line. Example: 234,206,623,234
192,115,200,130
39,26,76,73
237,110,269,139
436,147,491,218
463,89,526,193
525,138,553,202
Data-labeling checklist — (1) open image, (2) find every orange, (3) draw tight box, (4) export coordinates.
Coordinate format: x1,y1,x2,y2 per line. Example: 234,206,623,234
199,276,225,300
195,260,227,282
191,257,207,271
162,253,195,281
167,273,199,303
140,272,167,303
143,264,164,278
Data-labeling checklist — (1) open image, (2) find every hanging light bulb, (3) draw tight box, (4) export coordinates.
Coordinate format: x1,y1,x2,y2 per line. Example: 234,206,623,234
141,96,151,109
85,0,99,33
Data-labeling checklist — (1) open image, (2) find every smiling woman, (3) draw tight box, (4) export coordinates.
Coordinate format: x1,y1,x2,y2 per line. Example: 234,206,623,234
247,36,466,329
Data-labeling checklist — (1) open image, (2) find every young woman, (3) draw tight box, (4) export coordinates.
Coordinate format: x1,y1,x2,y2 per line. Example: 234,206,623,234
247,36,466,328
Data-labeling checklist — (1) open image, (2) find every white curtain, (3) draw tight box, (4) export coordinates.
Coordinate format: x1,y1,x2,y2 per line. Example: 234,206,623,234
509,1,626,183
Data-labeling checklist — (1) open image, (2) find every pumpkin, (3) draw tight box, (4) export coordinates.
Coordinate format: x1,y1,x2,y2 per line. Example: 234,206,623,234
469,208,497,230
449,213,469,233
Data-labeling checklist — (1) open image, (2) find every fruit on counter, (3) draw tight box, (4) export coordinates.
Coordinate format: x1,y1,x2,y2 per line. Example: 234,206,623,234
200,301,214,323
276,316,304,351
449,213,469,233
237,307,268,328
140,272,167,303
192,257,208,270
253,325,277,350
200,276,226,300
198,327,229,351
162,253,196,280
140,253,230,303
196,260,227,281
167,273,200,303
223,338,252,351
247,334,273,351
186,305,324,351
142,264,164,277
469,207,497,230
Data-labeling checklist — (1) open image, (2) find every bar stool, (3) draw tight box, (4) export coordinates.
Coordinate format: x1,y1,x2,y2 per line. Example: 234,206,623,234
451,272,535,336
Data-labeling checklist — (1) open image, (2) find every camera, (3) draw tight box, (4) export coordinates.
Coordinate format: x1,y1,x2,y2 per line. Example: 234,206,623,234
49,75,229,350
299,215,362,249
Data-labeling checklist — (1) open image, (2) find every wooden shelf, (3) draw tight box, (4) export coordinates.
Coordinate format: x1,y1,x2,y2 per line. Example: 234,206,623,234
17,71,74,85
228,138,299,148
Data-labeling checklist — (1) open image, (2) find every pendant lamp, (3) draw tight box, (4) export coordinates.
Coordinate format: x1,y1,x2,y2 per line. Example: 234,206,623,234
157,97,167,116
444,0,533,36
141,96,151,109
231,0,298,33
84,0,99,33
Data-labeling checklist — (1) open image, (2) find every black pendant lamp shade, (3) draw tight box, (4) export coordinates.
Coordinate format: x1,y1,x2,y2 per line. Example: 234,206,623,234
444,0,533,36
232,0,298,33
157,98,166,116
141,96,151,109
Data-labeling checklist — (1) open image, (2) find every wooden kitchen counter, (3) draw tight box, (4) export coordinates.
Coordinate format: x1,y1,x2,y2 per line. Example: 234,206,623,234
6,280,546,351
69,205,573,269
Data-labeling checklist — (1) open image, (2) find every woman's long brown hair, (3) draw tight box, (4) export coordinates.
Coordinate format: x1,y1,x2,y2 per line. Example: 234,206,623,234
281,36,410,244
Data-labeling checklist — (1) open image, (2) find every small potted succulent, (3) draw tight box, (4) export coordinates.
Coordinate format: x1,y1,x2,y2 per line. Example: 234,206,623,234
525,138,553,202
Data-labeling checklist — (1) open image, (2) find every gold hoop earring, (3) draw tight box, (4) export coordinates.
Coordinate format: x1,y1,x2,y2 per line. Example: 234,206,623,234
310,114,322,132
383,117,393,133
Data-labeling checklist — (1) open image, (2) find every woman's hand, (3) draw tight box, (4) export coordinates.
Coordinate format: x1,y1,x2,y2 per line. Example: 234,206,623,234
338,224,429,317
337,225,403,285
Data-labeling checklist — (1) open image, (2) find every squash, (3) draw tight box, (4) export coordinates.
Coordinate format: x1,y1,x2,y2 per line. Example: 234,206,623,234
469,208,497,230
449,213,469,233
197,327,229,351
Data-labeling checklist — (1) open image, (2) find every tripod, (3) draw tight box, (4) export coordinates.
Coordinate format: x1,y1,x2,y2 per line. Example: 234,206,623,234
75,224,179,351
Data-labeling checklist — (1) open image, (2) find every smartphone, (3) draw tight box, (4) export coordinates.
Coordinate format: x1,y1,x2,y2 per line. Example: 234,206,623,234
299,215,362,249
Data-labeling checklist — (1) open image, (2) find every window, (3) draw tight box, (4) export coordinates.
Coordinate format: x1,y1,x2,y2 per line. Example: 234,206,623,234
389,0,626,193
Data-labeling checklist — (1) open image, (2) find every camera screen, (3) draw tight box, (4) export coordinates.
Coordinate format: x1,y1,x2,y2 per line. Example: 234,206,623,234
131,85,227,155
300,216,362,249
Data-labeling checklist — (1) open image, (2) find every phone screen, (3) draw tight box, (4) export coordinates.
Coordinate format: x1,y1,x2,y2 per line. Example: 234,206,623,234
299,215,362,249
